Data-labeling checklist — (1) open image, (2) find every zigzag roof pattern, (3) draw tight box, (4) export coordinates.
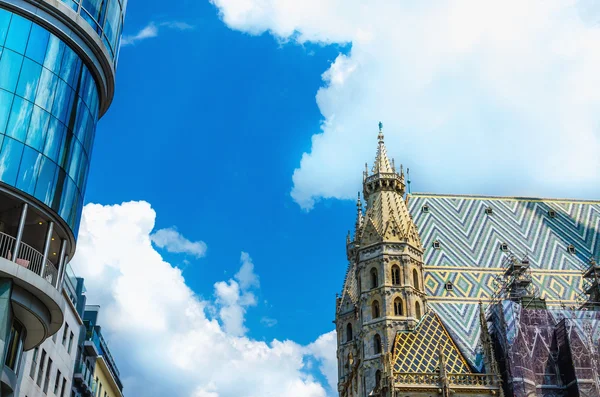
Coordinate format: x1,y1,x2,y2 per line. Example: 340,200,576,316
392,310,471,374
407,193,600,367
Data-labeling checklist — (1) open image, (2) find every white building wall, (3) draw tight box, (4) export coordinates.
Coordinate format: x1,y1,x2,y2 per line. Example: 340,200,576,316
16,292,82,397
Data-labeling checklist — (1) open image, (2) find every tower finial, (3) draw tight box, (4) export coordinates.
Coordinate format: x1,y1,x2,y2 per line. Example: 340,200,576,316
378,121,384,143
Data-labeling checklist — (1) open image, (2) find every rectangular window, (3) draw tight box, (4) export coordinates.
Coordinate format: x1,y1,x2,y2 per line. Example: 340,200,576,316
43,357,52,394
62,324,69,345
54,369,61,394
60,377,67,397
68,331,74,354
36,349,46,386
29,347,38,379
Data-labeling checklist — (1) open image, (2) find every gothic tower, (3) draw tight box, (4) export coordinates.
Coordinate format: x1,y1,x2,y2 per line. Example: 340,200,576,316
336,123,428,396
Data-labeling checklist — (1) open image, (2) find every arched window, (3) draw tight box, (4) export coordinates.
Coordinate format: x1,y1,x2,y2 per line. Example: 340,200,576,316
394,297,403,316
372,300,380,319
370,268,378,289
413,269,420,290
375,370,382,388
346,323,353,342
415,301,422,320
374,334,382,354
391,265,401,285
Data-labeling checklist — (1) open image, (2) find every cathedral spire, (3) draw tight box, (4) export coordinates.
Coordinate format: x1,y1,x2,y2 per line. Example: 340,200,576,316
372,122,395,175
355,192,363,241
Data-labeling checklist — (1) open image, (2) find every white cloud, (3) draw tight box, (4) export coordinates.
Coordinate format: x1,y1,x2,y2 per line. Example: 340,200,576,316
211,0,600,209
150,227,207,258
121,21,195,46
71,201,336,397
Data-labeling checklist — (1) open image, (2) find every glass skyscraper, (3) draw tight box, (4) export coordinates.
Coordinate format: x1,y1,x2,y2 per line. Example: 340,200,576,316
0,1,125,394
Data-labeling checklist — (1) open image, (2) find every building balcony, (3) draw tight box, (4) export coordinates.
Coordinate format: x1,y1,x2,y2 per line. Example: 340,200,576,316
84,328,101,357
0,187,68,349
74,360,96,396
0,231,59,288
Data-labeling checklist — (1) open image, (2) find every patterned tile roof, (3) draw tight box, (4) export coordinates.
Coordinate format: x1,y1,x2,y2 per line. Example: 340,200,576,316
392,310,471,374
407,193,600,367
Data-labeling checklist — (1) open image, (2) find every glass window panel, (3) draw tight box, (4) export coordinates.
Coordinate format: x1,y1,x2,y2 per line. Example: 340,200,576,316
35,68,59,111
58,130,74,169
52,79,73,124
78,152,89,189
67,139,82,182
43,34,65,73
83,112,96,154
82,0,107,24
0,49,23,92
25,24,49,64
34,155,57,205
6,97,33,143
26,106,50,151
43,117,65,162
16,58,42,101
0,89,14,133
73,98,87,141
0,9,11,46
16,145,42,195
0,137,24,185
60,0,80,12
104,0,121,50
59,175,77,222
51,168,66,212
59,48,81,88
4,14,32,54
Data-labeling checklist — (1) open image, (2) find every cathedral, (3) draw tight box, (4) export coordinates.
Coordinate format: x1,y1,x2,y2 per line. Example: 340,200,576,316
335,124,600,397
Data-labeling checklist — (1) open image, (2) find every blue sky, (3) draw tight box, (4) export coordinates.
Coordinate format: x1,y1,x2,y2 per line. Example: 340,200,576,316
70,0,600,396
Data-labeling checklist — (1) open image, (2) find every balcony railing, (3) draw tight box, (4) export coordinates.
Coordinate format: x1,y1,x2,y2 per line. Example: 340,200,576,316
395,372,498,387
0,231,59,288
74,360,96,391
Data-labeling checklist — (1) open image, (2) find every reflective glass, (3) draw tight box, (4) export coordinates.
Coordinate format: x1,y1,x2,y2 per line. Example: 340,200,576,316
60,47,81,88
67,138,82,182
43,35,65,73
16,58,42,101
0,49,23,92
35,68,59,111
0,9,11,46
6,97,33,142
0,11,101,233
26,106,50,151
4,14,31,54
52,79,73,123
59,175,77,223
25,24,49,64
82,0,107,25
43,117,65,162
0,89,14,132
0,137,24,185
34,156,57,204
104,0,121,49
16,145,42,195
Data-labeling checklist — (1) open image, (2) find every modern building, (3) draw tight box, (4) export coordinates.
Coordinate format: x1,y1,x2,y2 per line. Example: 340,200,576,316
81,306,123,397
336,124,600,396
0,0,126,395
16,264,86,397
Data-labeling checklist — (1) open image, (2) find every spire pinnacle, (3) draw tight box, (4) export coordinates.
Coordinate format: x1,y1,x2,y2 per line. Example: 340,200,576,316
378,121,384,143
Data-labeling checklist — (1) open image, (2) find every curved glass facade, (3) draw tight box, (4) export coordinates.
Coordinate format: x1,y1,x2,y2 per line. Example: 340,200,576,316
0,9,99,235
58,0,127,65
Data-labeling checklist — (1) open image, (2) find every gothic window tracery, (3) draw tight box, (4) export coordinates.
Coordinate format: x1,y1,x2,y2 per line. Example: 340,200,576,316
413,269,420,290
391,265,401,285
370,268,378,289
374,334,382,354
372,300,380,319
394,297,403,316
